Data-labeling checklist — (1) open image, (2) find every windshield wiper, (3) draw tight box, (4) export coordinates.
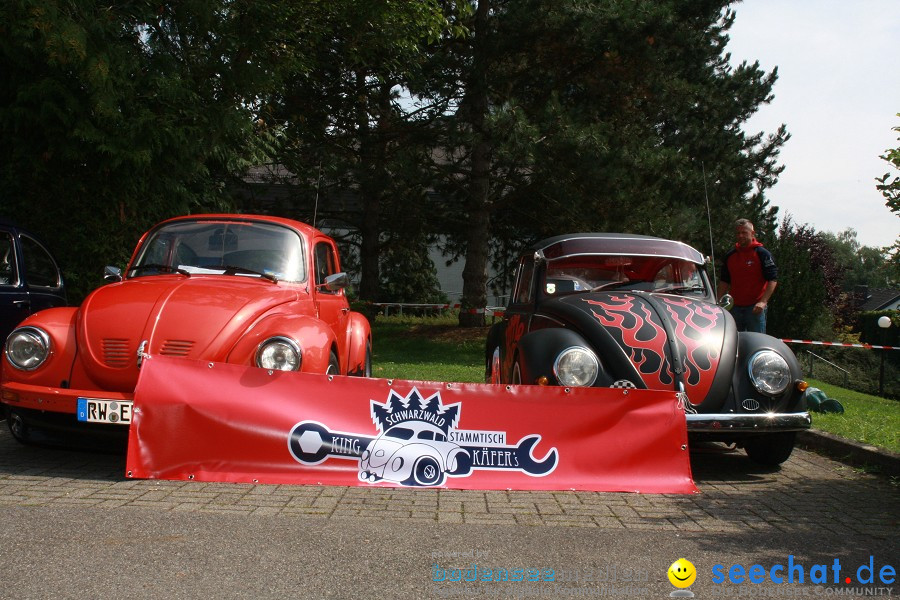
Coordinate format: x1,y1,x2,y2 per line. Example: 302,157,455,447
129,264,191,277
591,280,633,292
218,264,278,283
655,285,705,295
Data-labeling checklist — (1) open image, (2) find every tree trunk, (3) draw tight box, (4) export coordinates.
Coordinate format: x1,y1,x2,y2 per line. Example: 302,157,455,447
458,0,492,328
356,77,392,303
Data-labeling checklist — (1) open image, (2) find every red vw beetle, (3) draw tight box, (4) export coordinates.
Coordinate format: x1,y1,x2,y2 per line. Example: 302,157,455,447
1,214,371,444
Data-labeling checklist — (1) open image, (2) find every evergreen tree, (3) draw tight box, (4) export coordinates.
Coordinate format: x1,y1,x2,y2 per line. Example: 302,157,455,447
421,0,788,325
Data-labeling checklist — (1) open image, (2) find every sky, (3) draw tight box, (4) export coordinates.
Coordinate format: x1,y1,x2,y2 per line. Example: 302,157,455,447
725,0,899,249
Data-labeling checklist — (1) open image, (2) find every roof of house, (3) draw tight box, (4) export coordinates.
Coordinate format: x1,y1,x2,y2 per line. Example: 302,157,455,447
858,288,900,312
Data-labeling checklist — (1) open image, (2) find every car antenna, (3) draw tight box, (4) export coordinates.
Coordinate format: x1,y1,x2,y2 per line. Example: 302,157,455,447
312,162,323,229
702,161,718,292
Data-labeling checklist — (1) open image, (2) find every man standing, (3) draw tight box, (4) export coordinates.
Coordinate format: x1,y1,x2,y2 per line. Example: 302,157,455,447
717,218,778,333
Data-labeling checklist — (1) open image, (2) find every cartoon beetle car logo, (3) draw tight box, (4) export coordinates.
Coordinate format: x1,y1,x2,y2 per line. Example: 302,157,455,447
288,387,559,488
359,420,467,486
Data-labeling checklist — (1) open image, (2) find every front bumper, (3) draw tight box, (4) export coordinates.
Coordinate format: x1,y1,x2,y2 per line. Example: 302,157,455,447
1,381,131,415
686,412,811,433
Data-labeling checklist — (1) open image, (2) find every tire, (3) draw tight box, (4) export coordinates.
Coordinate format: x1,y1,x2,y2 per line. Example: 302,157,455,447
413,456,443,486
361,342,372,377
347,342,372,377
512,358,523,385
744,432,797,466
487,347,500,384
326,351,340,375
6,412,32,446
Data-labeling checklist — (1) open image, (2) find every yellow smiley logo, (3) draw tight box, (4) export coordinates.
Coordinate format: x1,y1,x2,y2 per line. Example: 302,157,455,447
667,558,697,588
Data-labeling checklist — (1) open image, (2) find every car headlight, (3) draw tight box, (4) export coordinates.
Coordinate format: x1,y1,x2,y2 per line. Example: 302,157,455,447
748,350,791,396
255,336,302,371
553,347,599,387
5,327,51,371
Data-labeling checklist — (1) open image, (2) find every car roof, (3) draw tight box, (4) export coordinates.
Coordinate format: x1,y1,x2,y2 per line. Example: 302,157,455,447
532,233,705,264
157,214,325,239
386,421,443,433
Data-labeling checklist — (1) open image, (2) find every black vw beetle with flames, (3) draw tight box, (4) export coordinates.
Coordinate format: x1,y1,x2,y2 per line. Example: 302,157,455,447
485,234,812,465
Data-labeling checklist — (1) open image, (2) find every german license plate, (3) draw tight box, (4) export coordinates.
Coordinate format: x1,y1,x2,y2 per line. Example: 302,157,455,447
76,398,133,425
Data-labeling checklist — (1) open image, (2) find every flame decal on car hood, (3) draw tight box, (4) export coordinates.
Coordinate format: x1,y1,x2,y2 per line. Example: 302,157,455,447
583,295,673,389
657,297,724,403
581,294,725,402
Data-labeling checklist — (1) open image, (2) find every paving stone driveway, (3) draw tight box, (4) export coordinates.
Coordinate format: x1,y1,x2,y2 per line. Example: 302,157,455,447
0,429,895,537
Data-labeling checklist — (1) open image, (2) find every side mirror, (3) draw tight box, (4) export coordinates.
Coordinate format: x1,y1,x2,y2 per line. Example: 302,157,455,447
104,266,122,283
717,293,734,311
322,272,350,292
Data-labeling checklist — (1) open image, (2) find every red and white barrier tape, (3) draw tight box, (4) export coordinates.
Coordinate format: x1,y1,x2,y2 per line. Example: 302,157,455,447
782,339,898,351
370,302,508,316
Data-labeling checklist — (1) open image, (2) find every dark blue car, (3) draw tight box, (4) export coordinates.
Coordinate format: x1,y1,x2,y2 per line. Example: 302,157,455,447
0,221,67,349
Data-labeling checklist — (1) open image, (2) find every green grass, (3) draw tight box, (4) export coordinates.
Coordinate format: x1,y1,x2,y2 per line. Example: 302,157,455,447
805,379,900,454
371,316,900,453
371,315,486,383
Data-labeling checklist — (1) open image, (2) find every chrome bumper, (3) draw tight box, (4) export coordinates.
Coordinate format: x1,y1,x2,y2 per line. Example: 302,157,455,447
686,412,811,433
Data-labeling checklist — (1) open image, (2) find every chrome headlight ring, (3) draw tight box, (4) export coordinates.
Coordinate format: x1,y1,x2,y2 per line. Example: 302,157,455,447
553,346,600,387
255,336,302,371
5,326,52,371
748,350,791,397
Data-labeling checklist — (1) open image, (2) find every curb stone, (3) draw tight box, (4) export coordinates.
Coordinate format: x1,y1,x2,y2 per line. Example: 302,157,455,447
798,428,900,476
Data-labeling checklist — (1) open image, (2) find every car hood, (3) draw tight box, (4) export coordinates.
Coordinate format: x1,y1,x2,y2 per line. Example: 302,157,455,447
76,276,300,392
542,292,734,408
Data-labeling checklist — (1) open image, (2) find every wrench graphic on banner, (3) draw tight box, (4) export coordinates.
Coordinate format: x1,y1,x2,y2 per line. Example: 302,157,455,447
288,421,373,465
288,421,557,477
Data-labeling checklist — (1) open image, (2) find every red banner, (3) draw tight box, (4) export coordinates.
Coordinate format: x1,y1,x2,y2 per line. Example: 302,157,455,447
125,356,696,494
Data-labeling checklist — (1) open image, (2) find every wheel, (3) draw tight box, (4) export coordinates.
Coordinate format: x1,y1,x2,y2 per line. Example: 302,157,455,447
347,342,372,377
361,342,372,377
326,351,340,375
744,432,797,466
511,358,523,385
413,456,443,486
7,412,33,446
487,347,501,384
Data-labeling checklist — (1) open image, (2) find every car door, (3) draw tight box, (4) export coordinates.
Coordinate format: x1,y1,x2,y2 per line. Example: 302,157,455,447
0,227,29,343
312,239,349,366
497,255,536,381
18,232,66,314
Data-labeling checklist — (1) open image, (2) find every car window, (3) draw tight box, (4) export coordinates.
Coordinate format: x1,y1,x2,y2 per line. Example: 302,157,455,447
20,235,61,288
435,433,447,442
132,221,306,282
385,427,414,441
512,257,535,304
417,430,435,441
0,232,17,286
314,242,339,294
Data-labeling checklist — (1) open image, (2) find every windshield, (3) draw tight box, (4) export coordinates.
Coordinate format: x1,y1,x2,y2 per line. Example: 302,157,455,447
543,255,710,298
131,220,306,282
385,427,414,441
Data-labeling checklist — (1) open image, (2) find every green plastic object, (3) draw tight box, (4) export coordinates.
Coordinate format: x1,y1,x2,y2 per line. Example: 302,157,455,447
820,398,845,414
804,387,826,413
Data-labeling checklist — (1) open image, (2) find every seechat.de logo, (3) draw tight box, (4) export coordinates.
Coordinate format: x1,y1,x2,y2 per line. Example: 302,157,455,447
711,555,896,586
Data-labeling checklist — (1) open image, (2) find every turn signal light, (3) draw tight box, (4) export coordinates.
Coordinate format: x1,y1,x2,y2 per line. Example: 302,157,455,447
796,380,809,392
536,376,549,386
